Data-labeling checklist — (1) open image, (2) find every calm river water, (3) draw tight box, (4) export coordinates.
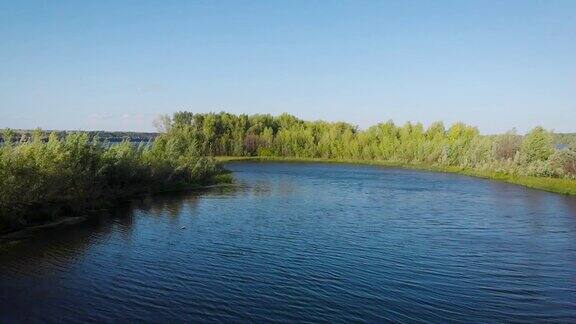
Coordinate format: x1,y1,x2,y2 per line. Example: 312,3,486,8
1,162,576,323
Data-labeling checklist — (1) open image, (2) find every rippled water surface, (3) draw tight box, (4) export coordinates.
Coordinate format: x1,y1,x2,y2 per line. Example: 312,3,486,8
2,162,576,323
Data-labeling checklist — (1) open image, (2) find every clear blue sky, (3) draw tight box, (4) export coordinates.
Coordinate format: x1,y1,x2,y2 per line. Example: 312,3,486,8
1,0,575,134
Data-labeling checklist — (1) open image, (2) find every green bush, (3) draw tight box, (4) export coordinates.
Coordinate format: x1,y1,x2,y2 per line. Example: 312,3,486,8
548,149,576,179
518,126,554,165
0,130,226,233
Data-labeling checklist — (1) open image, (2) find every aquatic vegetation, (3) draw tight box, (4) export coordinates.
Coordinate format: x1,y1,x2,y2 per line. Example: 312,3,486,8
0,129,227,233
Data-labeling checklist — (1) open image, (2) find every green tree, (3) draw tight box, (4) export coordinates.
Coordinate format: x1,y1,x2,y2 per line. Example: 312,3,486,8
519,126,553,164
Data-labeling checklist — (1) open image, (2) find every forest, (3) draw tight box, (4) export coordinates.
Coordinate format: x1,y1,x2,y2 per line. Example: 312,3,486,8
0,129,229,233
159,111,576,180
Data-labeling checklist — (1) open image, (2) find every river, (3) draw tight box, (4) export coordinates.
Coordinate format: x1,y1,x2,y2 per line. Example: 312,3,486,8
1,162,576,322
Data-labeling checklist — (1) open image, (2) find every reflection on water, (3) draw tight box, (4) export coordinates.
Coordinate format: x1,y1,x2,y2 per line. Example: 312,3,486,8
1,162,576,323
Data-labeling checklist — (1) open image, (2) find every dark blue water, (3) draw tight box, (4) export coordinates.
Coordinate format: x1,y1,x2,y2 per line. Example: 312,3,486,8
1,162,576,323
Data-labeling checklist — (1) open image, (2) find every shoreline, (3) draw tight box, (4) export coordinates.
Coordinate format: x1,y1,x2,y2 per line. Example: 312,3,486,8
0,180,235,246
3,158,574,245
217,156,576,196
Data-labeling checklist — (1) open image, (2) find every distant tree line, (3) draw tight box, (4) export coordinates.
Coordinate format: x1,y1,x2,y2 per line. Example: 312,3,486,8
554,133,576,147
0,130,158,143
159,111,576,179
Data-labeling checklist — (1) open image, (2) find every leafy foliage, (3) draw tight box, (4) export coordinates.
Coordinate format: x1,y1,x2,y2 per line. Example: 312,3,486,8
166,111,575,180
518,126,554,164
0,130,225,233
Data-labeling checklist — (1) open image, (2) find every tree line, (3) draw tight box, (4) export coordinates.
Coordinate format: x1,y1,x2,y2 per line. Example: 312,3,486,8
0,130,158,143
159,111,576,179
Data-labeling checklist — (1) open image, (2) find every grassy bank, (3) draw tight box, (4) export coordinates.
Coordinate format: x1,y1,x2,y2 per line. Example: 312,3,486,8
217,156,576,196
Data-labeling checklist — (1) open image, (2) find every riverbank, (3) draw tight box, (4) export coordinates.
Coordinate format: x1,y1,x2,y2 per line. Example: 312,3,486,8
0,131,233,235
217,156,576,196
0,175,234,245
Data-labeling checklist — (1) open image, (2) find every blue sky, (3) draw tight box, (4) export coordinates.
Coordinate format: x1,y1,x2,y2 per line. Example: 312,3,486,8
1,0,575,133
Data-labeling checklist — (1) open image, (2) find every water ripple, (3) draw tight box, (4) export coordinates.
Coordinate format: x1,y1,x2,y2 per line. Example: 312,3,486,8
1,162,576,323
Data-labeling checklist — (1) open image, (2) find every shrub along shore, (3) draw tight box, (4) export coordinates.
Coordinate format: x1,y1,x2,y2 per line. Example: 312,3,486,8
159,111,575,195
0,129,231,234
